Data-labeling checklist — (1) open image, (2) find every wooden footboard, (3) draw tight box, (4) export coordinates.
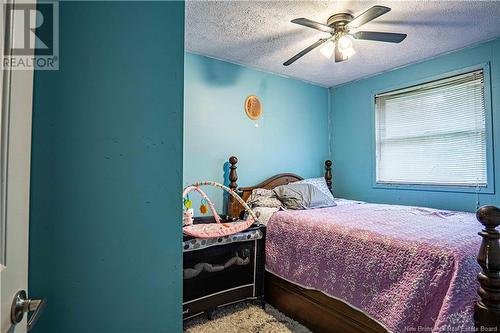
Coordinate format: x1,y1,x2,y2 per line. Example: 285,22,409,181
475,205,500,330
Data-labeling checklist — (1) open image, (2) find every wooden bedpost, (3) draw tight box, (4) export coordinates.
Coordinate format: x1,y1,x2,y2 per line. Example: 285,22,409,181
226,156,239,220
325,160,332,193
475,205,500,330
229,156,238,191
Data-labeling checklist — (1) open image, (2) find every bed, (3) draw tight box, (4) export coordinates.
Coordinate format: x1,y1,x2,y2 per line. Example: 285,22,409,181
224,156,500,333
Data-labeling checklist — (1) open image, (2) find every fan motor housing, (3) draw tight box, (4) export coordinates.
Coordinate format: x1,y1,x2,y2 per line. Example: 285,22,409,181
327,13,354,28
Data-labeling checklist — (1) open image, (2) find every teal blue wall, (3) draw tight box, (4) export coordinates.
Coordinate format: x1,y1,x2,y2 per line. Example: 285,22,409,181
184,52,330,213
29,2,184,332
330,39,500,212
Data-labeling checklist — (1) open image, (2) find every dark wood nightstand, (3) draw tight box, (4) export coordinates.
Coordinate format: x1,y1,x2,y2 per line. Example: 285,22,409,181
182,218,266,320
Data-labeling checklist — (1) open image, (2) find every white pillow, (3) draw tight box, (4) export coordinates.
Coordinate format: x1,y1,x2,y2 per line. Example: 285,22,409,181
295,177,334,201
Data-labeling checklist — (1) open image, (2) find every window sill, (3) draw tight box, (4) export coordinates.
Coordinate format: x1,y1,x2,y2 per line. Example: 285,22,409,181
372,182,494,194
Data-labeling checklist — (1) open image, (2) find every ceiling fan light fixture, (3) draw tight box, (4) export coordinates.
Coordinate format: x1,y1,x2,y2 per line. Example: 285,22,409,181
338,35,355,58
338,35,353,50
341,46,356,58
320,40,335,59
284,6,405,66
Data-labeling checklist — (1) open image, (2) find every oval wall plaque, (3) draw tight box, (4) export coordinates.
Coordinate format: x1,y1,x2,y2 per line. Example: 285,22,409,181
244,95,262,120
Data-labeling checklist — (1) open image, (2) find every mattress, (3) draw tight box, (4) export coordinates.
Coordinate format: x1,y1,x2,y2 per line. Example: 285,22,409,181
265,200,480,333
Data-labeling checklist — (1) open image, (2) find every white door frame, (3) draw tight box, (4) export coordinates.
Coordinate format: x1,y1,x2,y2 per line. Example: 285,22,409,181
0,0,35,331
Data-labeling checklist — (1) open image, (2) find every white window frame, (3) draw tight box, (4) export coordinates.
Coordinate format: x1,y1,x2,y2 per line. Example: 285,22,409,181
371,63,494,194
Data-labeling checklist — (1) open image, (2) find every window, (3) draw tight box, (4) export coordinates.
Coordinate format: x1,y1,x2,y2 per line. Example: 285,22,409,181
375,70,487,188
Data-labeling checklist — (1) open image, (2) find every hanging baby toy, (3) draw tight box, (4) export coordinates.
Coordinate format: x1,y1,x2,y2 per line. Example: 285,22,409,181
183,194,194,226
182,181,259,238
199,198,209,215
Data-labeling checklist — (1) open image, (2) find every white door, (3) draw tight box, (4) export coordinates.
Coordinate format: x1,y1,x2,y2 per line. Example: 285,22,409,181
1,0,41,332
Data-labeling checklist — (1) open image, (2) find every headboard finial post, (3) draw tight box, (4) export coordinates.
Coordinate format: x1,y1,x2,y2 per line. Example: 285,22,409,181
475,205,500,330
229,156,238,190
325,160,332,193
226,156,239,220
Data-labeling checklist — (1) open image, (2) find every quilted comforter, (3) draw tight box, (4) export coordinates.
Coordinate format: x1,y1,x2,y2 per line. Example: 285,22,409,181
266,200,480,333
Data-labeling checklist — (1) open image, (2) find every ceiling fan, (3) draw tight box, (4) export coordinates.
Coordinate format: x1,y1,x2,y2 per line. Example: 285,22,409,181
284,5,407,66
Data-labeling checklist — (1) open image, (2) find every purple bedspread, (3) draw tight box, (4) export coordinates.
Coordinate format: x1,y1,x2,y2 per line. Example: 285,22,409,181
266,201,481,333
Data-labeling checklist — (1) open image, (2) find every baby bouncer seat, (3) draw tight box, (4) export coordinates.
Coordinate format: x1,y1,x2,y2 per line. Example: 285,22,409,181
182,181,258,238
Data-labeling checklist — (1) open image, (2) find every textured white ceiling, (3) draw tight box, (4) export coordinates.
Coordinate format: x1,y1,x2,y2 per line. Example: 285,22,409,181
185,1,500,87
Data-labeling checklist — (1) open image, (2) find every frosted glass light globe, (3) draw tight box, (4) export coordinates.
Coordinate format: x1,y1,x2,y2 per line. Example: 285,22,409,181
320,40,335,59
338,35,356,58
338,35,353,51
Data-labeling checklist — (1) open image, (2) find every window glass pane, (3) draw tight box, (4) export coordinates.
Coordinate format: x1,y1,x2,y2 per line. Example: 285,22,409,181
375,70,487,187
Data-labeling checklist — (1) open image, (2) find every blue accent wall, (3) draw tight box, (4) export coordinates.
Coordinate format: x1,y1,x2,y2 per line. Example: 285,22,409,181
330,38,500,212
184,52,330,213
29,2,184,332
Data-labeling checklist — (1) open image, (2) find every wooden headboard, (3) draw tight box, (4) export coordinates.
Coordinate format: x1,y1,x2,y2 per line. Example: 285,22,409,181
225,156,332,219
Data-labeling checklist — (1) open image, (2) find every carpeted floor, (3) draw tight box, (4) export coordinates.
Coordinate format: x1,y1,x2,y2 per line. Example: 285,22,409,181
184,302,313,333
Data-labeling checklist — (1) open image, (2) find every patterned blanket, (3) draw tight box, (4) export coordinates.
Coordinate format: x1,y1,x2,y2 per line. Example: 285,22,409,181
266,201,480,333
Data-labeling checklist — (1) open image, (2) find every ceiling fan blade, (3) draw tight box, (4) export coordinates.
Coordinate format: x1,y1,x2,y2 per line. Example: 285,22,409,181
283,38,329,66
291,18,334,33
352,31,407,43
347,6,391,29
334,44,348,63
